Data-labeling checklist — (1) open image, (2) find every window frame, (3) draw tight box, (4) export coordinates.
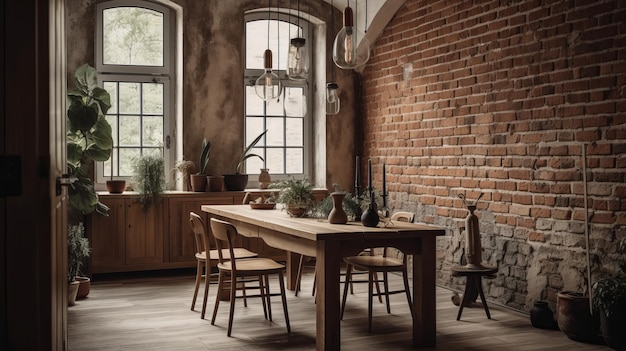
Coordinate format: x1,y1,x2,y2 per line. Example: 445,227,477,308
243,11,312,183
94,0,176,188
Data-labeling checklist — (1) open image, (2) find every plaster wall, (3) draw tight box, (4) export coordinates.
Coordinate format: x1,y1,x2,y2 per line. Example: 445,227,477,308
65,0,359,190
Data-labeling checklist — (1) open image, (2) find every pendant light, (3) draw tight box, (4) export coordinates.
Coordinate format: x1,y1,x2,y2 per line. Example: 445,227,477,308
332,0,370,69
287,0,309,80
327,0,340,114
255,0,283,101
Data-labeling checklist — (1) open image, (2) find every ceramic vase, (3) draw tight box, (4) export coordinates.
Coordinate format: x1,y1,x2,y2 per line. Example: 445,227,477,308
530,301,558,329
258,168,271,189
361,201,379,227
328,192,348,224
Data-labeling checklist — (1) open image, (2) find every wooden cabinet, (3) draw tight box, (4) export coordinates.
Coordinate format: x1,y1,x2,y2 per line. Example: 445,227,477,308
89,189,327,274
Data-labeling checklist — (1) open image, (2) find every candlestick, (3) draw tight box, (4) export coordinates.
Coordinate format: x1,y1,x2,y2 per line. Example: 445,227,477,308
382,162,387,208
368,159,372,196
355,156,360,195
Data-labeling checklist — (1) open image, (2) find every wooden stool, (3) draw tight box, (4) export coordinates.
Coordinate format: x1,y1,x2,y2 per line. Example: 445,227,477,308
451,264,498,320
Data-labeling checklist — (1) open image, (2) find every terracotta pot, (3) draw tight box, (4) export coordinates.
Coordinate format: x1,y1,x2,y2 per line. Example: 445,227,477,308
206,175,224,192
106,180,126,194
76,276,90,299
556,291,600,343
286,205,307,217
190,174,207,192
223,174,248,191
68,280,80,306
599,303,626,350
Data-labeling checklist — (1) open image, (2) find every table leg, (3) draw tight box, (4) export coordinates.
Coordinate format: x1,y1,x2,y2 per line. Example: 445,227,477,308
316,240,341,351
285,251,299,290
413,236,437,347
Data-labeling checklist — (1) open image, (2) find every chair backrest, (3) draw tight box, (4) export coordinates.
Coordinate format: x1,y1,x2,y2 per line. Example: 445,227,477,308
209,218,238,269
189,212,210,256
390,211,415,223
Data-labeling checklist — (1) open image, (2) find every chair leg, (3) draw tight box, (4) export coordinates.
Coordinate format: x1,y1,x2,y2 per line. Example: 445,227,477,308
341,264,353,320
278,271,291,332
265,275,273,321
241,280,248,307
373,271,383,303
368,271,374,333
211,270,225,325
201,262,210,319
227,272,237,337
191,260,202,311
295,254,305,296
382,271,391,314
312,267,317,297
259,275,268,320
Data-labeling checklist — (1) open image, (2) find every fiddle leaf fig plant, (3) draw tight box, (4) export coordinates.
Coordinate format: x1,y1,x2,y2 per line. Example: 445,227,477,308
66,64,113,216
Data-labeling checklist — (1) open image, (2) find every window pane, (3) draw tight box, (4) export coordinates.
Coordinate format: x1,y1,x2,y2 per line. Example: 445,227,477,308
286,148,303,174
105,115,119,145
143,116,163,146
246,118,265,144
143,148,162,158
104,82,118,114
286,118,303,146
266,93,285,116
266,148,284,174
284,87,304,117
246,86,264,115
246,19,297,70
143,83,163,114
119,82,140,114
266,118,284,147
119,148,140,176
245,147,265,175
102,7,164,66
119,115,141,146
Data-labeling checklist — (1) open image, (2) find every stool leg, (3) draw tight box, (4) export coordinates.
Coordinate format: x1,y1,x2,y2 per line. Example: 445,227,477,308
456,276,478,321
477,277,492,319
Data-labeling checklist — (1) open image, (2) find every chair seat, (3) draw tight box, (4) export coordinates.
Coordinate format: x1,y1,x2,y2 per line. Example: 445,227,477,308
217,257,285,274
344,255,404,269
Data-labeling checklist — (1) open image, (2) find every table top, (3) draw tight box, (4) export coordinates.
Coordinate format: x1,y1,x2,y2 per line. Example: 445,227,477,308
201,204,445,242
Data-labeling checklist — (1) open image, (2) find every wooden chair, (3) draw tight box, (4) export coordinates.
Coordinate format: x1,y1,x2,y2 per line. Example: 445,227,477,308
209,218,291,336
189,212,257,319
340,211,415,332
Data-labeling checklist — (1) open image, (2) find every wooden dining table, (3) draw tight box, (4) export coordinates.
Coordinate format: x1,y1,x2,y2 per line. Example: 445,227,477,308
201,204,445,351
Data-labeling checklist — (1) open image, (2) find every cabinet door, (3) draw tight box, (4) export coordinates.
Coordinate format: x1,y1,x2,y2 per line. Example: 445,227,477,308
90,198,126,273
125,199,164,266
168,196,233,263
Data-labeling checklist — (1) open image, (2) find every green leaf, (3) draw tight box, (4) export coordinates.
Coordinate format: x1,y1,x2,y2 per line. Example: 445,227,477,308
91,87,111,115
90,116,113,150
66,140,84,165
74,63,99,92
67,101,98,132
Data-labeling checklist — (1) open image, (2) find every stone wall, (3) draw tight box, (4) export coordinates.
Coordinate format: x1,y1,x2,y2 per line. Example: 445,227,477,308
361,0,626,312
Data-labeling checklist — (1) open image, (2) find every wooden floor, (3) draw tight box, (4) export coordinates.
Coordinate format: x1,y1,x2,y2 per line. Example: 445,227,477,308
68,267,609,351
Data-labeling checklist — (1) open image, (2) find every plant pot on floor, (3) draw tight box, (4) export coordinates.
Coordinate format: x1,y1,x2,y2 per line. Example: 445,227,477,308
223,174,248,191
599,303,626,350
190,174,207,192
76,276,91,299
68,280,80,306
556,291,601,343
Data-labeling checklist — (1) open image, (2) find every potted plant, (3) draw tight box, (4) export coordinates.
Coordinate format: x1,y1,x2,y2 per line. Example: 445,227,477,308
66,64,113,216
223,130,268,191
67,222,91,306
190,138,211,191
270,178,315,217
592,238,626,350
131,155,166,210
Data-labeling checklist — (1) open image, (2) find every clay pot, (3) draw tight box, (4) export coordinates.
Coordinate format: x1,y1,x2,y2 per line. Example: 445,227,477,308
106,180,126,194
258,169,271,189
206,175,224,192
68,280,80,306
76,276,91,299
556,291,600,343
190,174,207,192
530,301,558,330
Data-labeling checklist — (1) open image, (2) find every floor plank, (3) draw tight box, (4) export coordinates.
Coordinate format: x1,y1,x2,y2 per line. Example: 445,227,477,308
68,268,609,350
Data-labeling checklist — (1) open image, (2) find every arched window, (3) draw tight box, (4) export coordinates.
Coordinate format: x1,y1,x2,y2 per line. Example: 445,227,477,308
95,0,176,185
244,11,312,181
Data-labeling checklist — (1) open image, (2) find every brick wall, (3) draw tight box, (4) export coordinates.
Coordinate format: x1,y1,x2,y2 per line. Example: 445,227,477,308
362,0,626,312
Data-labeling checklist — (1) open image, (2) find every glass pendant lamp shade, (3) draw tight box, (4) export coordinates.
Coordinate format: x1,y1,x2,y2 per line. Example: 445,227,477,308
326,82,340,115
255,49,282,101
288,37,309,80
332,6,370,69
